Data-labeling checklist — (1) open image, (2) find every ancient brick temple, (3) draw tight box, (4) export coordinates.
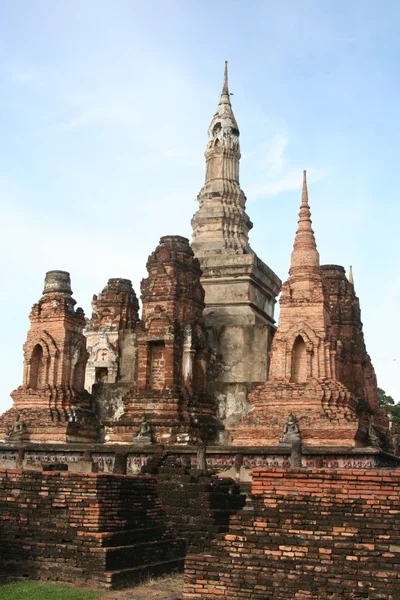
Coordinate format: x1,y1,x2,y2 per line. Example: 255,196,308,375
232,172,389,448
0,237,219,446
99,235,219,444
0,62,399,595
0,63,397,464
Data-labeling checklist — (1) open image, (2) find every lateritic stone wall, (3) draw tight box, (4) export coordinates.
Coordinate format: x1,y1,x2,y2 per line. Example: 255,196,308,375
184,468,400,599
0,469,184,588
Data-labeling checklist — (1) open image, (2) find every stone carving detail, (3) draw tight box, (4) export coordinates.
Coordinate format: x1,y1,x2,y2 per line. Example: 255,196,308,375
368,416,381,448
6,413,25,440
84,278,139,392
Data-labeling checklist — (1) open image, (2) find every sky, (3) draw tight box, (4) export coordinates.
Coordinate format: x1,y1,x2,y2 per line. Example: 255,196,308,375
0,0,399,413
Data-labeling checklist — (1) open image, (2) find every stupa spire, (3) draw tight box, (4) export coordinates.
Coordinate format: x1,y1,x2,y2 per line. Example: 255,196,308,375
191,62,252,256
290,170,320,274
205,62,239,157
222,60,229,96
349,265,354,286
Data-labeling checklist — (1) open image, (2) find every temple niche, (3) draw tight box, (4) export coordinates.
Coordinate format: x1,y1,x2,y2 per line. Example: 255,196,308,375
84,278,139,392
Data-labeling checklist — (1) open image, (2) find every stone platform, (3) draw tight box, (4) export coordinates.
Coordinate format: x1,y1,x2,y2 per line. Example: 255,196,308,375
1,442,398,482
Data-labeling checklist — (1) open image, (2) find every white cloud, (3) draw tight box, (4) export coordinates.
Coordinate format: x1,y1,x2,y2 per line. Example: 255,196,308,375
242,127,329,201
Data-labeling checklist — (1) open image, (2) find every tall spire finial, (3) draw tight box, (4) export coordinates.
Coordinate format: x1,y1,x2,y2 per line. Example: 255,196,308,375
290,170,320,274
349,265,354,286
301,169,308,206
296,170,313,234
222,60,229,96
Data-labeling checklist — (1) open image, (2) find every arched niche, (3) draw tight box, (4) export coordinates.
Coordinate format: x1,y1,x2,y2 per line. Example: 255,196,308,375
29,344,45,389
72,346,86,391
291,335,307,383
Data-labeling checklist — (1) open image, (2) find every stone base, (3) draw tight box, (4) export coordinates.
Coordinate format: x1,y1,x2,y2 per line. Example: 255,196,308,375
1,442,398,481
197,252,281,430
0,404,98,444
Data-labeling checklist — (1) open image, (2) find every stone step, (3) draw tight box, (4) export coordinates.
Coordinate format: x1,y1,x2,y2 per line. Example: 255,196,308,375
104,538,184,570
99,525,167,547
104,557,184,589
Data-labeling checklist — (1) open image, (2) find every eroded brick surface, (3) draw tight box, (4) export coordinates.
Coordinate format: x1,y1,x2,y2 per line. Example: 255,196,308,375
104,235,220,445
0,469,184,588
184,468,400,599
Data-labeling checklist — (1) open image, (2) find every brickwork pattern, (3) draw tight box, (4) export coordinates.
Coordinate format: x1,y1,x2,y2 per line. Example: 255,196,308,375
107,235,219,444
146,457,246,554
0,470,183,588
184,468,400,599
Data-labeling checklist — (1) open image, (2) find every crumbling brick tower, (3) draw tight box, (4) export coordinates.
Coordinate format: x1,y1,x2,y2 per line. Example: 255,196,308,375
321,264,389,441
103,236,220,444
0,271,98,442
232,172,388,448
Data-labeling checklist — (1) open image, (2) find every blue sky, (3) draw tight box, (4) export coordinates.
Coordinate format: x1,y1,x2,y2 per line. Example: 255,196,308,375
0,0,399,413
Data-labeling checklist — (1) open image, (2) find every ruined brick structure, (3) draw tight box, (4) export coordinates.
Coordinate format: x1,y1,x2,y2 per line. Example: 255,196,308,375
0,64,396,461
0,271,97,443
99,235,219,444
144,456,246,554
0,469,184,588
232,172,389,449
184,468,400,599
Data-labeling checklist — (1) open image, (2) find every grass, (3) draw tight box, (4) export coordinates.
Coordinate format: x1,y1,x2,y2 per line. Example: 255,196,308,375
0,581,103,600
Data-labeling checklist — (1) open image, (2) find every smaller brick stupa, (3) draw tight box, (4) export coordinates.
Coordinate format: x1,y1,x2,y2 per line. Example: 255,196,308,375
0,271,98,443
232,172,389,448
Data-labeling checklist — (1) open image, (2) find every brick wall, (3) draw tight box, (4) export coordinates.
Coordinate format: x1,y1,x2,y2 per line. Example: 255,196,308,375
0,469,183,588
149,342,166,390
154,459,246,554
184,468,400,599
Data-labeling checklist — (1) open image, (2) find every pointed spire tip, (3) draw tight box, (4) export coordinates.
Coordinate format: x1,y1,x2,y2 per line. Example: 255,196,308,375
222,61,229,96
349,265,354,286
301,169,309,206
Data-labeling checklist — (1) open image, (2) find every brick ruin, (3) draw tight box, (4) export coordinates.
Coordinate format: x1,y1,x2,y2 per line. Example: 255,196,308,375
0,469,184,588
0,271,98,444
85,277,140,392
0,63,399,595
0,65,394,459
0,236,220,446
184,468,400,599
